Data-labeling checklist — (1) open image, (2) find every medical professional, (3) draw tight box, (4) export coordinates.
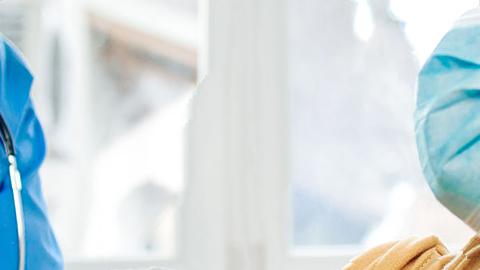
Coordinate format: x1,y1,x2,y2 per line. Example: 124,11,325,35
0,36,63,269
416,5,480,231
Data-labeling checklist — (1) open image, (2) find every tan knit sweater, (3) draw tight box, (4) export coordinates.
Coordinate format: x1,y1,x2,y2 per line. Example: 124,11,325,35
344,235,480,270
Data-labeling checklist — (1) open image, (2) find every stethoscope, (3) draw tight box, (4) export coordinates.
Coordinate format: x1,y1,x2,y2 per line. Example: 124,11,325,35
0,114,25,270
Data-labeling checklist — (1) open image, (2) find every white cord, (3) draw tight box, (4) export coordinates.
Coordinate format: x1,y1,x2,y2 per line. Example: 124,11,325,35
9,155,25,270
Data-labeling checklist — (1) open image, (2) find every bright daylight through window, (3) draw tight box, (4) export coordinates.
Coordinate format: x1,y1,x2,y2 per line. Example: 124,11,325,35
0,0,198,261
289,0,478,249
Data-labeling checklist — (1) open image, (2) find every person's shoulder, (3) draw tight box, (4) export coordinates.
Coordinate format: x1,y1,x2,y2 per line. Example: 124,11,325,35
0,35,33,75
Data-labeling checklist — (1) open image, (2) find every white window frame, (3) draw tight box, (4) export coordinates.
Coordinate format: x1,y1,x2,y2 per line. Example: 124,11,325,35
59,0,480,269
183,0,355,269
65,0,356,268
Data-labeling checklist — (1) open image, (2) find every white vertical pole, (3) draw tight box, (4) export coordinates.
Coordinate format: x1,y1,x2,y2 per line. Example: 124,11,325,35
182,0,228,269
57,0,94,253
185,0,288,269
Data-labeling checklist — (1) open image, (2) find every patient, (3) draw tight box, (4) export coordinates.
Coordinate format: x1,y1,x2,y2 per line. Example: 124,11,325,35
344,235,480,270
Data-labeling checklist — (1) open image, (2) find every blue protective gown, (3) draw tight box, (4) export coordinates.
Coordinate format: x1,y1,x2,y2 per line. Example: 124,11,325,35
0,37,63,269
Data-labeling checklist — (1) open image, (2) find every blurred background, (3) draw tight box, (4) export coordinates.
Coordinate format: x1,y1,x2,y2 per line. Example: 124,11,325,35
0,0,478,269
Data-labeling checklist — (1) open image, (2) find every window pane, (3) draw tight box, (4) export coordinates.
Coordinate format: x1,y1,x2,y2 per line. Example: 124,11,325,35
289,0,477,248
1,0,198,259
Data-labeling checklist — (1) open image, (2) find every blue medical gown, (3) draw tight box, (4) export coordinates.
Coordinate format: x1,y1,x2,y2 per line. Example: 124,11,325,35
0,37,63,269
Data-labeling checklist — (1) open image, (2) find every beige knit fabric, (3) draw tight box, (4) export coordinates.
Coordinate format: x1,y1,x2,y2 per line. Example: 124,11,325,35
344,235,480,270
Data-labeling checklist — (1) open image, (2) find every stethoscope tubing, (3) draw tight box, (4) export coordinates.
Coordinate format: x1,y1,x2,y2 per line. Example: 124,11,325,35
9,155,24,270
0,115,25,270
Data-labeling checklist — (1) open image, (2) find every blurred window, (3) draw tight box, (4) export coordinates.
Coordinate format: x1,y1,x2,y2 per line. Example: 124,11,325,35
0,0,198,262
289,0,477,249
